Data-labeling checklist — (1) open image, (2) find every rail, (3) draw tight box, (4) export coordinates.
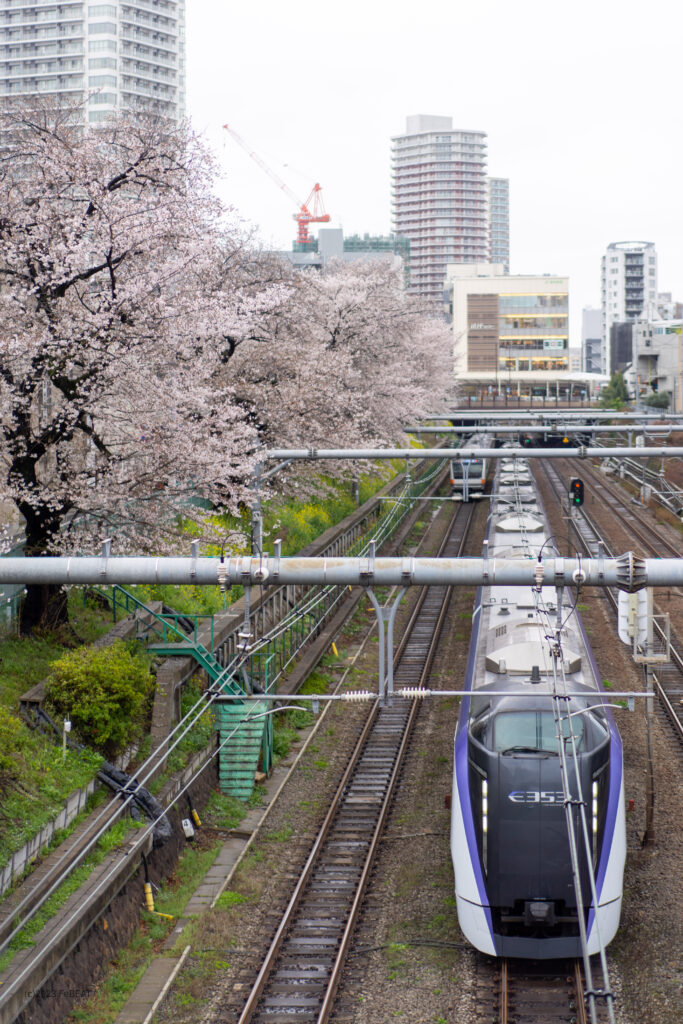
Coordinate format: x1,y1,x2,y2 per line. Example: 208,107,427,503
539,460,683,748
592,438,683,517
234,500,474,1023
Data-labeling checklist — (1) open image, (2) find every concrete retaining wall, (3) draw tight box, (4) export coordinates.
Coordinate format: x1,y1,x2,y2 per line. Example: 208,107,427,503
0,780,97,897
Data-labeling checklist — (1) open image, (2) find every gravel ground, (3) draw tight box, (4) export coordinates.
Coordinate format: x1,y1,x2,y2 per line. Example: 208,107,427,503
156,475,682,1024
534,462,683,1024
155,500,458,1022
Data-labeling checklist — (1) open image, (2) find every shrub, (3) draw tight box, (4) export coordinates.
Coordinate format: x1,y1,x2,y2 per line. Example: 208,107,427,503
644,392,670,409
45,641,154,757
0,707,28,777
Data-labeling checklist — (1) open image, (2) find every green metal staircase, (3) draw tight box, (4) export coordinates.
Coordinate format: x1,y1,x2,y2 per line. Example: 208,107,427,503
93,586,269,797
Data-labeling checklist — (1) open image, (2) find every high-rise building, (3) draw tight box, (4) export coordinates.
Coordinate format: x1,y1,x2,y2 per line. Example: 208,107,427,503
0,0,185,125
391,115,489,306
488,176,509,273
600,241,657,376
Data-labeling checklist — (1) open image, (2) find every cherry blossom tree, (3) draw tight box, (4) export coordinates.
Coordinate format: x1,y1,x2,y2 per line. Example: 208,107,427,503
0,103,282,632
0,103,454,634
223,258,454,451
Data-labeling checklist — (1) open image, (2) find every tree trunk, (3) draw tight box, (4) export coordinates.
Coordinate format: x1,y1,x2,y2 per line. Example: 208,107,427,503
20,581,69,635
18,501,71,635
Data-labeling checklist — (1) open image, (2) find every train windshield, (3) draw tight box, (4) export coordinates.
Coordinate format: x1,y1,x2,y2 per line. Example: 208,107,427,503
451,459,483,475
492,711,585,755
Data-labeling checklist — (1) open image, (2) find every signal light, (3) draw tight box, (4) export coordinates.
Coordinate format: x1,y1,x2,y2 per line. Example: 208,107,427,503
523,434,532,446
570,478,584,506
562,436,569,444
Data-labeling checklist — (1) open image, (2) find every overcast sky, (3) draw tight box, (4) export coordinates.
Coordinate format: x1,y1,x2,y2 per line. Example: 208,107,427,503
186,0,682,346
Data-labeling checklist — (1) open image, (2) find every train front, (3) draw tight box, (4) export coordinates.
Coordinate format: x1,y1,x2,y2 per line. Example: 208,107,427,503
450,459,626,959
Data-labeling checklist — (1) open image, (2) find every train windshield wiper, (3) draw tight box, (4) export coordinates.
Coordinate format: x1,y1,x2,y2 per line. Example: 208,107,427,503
500,745,554,757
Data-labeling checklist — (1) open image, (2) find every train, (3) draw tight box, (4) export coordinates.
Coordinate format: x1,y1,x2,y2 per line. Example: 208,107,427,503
450,454,626,958
449,433,493,500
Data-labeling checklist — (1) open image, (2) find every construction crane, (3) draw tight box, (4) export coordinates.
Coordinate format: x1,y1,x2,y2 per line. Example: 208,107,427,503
223,123,330,247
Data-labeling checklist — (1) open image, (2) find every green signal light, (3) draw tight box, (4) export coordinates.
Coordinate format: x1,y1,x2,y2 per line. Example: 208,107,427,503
570,478,584,506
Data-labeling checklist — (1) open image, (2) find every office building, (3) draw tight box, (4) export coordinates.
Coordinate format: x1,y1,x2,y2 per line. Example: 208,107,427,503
601,241,657,376
488,177,509,273
0,0,185,125
446,263,595,399
391,115,489,306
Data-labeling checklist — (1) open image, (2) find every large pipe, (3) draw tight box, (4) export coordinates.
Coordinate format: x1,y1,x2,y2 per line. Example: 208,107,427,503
265,447,683,461
0,553,676,591
403,425,672,435
424,411,683,421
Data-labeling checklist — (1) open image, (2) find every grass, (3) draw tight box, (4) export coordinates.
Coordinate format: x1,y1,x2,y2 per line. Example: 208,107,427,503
0,590,121,871
271,667,334,760
0,817,139,974
201,790,249,831
129,466,398,617
0,741,103,870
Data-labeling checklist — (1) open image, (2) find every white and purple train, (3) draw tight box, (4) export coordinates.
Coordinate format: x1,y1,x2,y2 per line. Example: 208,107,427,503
451,456,626,958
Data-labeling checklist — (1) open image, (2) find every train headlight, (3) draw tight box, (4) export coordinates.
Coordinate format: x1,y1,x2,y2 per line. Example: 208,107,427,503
481,778,488,873
592,780,599,864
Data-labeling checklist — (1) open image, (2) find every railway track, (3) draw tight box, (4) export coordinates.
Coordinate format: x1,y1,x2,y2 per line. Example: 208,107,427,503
538,459,683,750
563,457,680,559
232,500,476,1024
473,956,611,1024
0,466,452,1024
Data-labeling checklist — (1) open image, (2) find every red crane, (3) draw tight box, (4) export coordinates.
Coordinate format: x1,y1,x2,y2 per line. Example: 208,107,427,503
223,123,331,246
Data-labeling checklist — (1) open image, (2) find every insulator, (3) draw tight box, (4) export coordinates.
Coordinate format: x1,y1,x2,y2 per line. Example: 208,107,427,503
534,563,545,589
399,687,431,699
217,561,229,592
341,691,374,702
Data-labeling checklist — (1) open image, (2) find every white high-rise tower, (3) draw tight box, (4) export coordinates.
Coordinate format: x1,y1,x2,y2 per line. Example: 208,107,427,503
0,1,185,125
601,241,658,376
391,115,489,306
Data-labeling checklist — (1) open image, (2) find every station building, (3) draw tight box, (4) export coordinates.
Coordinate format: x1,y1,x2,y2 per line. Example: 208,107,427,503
446,263,601,400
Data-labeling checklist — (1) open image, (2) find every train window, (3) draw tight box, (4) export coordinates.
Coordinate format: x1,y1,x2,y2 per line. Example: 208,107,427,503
493,712,538,753
492,712,585,754
541,713,585,753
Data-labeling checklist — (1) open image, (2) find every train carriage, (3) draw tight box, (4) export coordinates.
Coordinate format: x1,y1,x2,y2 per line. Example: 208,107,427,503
450,455,626,958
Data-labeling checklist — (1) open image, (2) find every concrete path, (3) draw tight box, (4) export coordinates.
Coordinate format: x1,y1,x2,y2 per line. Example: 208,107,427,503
113,761,294,1023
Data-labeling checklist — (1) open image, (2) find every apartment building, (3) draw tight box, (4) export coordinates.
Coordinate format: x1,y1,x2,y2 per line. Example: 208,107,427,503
391,115,489,306
0,0,185,125
488,176,509,273
601,241,657,376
